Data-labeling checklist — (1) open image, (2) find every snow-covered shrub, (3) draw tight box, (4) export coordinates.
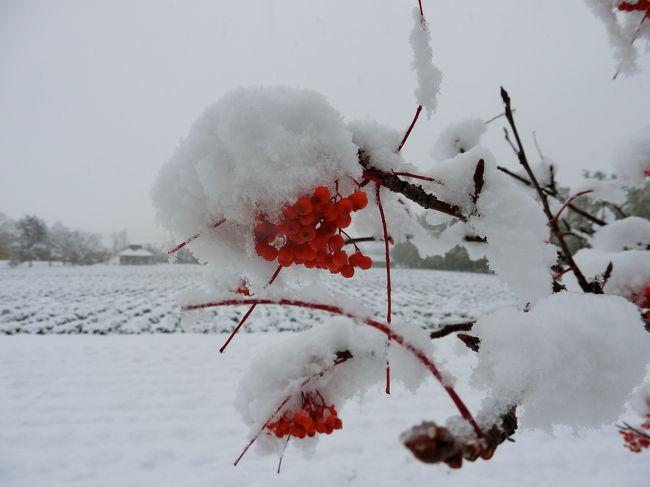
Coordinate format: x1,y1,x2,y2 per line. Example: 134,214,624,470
153,0,650,472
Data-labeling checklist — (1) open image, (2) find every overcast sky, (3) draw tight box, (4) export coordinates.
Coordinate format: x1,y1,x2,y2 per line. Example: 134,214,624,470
1,0,649,245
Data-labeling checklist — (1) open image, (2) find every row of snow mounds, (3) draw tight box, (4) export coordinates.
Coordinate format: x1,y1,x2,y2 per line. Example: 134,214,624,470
0,265,514,335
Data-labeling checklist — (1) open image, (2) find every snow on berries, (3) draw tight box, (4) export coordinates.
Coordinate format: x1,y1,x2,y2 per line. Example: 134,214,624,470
152,86,362,288
254,186,372,277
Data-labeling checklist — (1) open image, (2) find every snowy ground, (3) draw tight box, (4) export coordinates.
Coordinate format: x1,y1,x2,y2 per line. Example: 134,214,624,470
1,265,648,486
1,333,648,487
0,264,512,334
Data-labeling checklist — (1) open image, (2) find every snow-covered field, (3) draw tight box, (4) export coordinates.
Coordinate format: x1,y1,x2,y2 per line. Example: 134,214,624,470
1,265,648,486
0,264,512,335
1,334,648,487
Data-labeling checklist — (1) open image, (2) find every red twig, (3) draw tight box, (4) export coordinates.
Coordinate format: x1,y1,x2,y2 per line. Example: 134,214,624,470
375,183,392,324
167,219,226,254
391,171,442,184
553,190,593,222
418,0,424,17
219,265,282,353
234,353,352,466
184,298,484,438
338,229,363,254
553,266,575,281
397,105,423,152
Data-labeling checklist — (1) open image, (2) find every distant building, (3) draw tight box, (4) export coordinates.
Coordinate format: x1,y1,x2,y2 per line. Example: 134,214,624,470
118,245,153,265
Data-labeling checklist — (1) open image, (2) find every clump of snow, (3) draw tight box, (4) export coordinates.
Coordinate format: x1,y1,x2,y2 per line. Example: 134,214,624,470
562,216,650,300
568,248,650,300
409,8,443,117
590,216,650,251
586,0,650,76
432,118,486,162
572,178,627,205
612,125,650,186
472,292,650,430
348,120,406,172
235,316,441,456
629,379,650,417
415,147,556,303
152,86,363,290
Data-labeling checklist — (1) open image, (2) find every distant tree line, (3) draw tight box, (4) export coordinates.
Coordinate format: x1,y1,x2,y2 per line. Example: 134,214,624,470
0,214,110,266
0,213,200,266
391,179,649,273
392,240,491,273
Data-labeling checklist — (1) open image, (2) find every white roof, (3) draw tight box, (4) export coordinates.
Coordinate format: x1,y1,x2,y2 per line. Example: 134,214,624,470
118,248,153,257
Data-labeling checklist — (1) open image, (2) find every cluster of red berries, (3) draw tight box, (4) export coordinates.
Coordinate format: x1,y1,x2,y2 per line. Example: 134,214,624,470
254,186,373,278
618,0,650,18
620,414,650,453
267,391,342,439
630,285,650,319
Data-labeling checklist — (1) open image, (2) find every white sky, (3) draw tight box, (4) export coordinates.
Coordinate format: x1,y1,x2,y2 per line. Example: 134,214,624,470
1,0,649,245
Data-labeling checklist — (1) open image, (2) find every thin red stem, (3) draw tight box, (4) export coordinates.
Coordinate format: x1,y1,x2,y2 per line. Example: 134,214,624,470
277,436,291,474
418,0,424,17
185,298,484,439
339,229,362,254
553,190,593,222
167,219,226,254
397,105,423,152
219,265,282,353
375,183,392,324
553,266,575,281
234,354,351,466
391,171,441,184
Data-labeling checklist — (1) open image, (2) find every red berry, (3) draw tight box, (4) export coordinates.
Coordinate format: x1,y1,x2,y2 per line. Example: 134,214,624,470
348,252,362,267
309,234,328,250
340,264,354,278
336,214,352,229
336,198,353,217
332,250,348,267
312,186,331,207
299,213,315,226
329,234,345,251
350,191,368,210
286,219,300,237
295,196,313,216
299,226,316,242
259,244,278,262
278,245,294,267
359,256,373,270
295,244,317,262
320,221,338,236
322,203,338,222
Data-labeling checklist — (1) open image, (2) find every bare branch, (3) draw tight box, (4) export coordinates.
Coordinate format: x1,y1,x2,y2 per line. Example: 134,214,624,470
359,150,467,222
496,165,606,226
500,87,598,294
430,321,475,339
